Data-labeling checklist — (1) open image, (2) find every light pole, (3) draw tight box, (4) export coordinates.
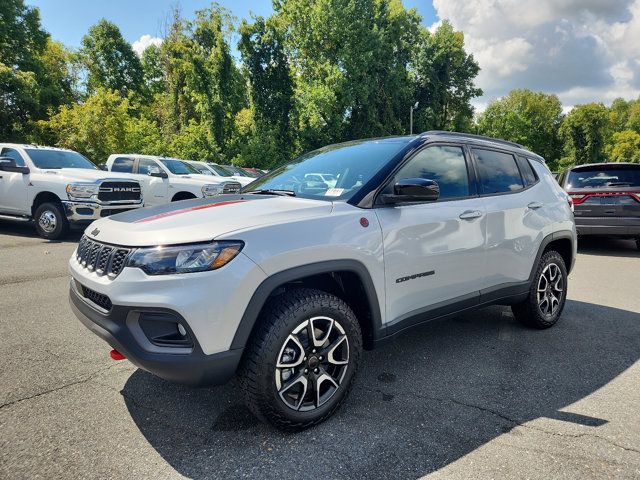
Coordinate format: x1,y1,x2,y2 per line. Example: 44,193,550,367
410,101,419,135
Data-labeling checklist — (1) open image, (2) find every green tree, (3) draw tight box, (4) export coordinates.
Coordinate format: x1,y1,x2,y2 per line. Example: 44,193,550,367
478,89,563,163
560,103,609,165
606,130,640,163
41,88,165,163
80,19,144,97
141,44,165,96
412,20,482,132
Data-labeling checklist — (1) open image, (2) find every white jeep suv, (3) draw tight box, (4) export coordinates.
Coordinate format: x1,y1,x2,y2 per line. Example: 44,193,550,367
106,155,242,205
69,132,576,430
0,144,143,239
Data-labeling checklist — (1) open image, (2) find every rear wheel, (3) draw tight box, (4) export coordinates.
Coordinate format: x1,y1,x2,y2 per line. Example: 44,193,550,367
238,288,362,431
34,202,69,240
512,250,567,328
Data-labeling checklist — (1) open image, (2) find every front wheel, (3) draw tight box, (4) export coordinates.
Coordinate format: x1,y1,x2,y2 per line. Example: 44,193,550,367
238,288,362,431
512,250,568,328
34,202,69,240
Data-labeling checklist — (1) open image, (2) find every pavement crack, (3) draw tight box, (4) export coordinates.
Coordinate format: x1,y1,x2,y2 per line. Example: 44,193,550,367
365,387,640,456
0,364,120,411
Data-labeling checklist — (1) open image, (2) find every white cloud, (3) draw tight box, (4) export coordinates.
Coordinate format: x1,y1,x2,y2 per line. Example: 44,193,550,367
432,0,640,110
132,34,162,56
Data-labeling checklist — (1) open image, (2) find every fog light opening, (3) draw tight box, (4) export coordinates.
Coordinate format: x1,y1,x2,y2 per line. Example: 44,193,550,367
178,324,187,336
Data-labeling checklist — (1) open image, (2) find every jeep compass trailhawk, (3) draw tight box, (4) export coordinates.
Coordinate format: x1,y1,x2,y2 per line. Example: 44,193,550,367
69,131,576,430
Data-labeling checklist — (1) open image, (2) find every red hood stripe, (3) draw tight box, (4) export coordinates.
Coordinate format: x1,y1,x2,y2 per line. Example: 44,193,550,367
134,200,248,223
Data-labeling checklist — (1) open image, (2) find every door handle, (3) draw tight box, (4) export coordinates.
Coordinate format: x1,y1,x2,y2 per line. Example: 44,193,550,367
527,202,543,210
459,210,482,220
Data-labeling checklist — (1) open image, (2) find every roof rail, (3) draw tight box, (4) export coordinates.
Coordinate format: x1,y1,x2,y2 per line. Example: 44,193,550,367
422,130,524,149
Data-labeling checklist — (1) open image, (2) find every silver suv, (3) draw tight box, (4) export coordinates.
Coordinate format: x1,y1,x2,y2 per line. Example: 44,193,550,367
68,131,576,430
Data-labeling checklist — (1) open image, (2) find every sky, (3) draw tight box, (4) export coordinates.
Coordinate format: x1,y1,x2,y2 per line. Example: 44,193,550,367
27,0,640,110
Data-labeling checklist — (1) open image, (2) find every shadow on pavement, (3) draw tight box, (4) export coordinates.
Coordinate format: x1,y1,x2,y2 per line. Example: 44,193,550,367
0,220,82,244
577,236,638,258
121,300,640,478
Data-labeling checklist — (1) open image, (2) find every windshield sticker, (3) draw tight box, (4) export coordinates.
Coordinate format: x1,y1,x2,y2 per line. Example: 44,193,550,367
325,188,344,197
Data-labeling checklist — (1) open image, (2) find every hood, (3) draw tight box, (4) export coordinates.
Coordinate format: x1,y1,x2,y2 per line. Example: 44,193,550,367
87,194,334,246
38,168,138,183
230,176,254,186
172,173,238,185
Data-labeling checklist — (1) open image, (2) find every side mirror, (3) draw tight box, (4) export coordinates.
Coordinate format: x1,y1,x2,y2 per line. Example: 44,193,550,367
148,166,168,178
381,178,439,204
0,157,30,174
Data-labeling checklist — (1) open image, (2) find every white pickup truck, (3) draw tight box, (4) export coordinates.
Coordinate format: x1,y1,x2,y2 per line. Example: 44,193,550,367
106,155,242,206
0,144,143,239
182,160,255,187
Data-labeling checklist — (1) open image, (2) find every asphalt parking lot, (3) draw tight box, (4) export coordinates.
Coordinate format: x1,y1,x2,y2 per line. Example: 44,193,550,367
0,222,639,480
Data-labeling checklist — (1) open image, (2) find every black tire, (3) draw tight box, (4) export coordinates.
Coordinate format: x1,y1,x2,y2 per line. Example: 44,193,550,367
34,202,69,240
171,192,196,202
636,238,640,251
512,250,568,329
238,288,362,431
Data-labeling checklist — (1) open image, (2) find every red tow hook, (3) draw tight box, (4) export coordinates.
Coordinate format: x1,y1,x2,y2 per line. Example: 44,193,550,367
110,349,126,360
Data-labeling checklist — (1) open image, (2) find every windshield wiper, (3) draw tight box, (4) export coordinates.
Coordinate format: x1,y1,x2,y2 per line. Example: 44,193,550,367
249,189,296,197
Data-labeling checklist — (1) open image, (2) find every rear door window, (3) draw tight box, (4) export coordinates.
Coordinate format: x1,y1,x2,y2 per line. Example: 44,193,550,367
516,156,538,186
473,148,524,194
111,157,134,173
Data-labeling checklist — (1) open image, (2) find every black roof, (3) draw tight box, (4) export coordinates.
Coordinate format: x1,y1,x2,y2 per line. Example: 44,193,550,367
569,162,640,170
423,130,524,149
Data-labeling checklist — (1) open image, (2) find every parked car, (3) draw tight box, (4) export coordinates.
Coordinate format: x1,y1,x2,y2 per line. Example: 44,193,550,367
558,162,640,250
0,144,143,239
242,167,265,178
182,160,255,187
106,155,241,206
223,164,257,178
69,131,576,430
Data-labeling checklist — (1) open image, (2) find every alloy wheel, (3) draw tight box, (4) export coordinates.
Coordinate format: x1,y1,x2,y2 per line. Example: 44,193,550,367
275,316,349,411
536,263,564,317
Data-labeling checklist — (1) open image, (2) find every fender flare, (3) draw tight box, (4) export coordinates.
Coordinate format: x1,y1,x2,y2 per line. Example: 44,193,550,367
230,260,383,350
527,229,576,283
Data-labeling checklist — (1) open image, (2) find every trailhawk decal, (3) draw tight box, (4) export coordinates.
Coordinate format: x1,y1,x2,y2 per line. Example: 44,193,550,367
134,200,248,223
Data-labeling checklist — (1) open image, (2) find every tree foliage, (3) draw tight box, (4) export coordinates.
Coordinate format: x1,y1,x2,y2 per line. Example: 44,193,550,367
478,89,563,163
560,103,609,166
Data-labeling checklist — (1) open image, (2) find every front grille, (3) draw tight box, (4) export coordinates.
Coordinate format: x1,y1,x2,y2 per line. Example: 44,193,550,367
80,284,112,311
76,235,132,278
222,182,242,194
98,182,141,202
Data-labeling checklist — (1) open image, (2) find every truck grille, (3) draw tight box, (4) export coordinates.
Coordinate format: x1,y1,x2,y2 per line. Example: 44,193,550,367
76,235,132,278
98,182,141,202
222,182,242,194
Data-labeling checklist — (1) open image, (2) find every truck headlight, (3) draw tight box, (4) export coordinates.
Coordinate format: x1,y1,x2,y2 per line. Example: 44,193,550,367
201,184,223,197
66,183,99,199
126,241,244,275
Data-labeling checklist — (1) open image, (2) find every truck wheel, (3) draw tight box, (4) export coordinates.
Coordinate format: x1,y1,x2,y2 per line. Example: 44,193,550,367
34,202,69,240
238,288,362,431
512,250,567,329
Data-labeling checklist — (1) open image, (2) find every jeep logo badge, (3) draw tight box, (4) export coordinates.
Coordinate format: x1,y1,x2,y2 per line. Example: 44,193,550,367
91,228,100,236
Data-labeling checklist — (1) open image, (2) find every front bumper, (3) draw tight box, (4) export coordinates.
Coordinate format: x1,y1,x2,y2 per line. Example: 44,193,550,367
62,199,144,224
69,282,243,386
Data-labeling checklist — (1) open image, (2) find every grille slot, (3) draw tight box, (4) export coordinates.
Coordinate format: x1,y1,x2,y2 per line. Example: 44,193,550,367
222,182,242,194
80,284,112,311
98,182,141,202
76,236,131,278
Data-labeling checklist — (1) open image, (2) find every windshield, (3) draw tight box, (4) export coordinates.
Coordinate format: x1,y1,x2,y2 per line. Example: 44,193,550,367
243,138,410,201
191,163,212,175
160,159,200,175
206,164,233,177
26,149,97,170
567,167,640,188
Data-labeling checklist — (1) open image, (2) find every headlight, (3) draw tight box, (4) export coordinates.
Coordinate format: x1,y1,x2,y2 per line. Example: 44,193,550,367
66,183,99,199
201,184,223,197
126,241,244,275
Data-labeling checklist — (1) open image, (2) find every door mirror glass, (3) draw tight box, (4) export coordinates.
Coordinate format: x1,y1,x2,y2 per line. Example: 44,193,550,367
148,166,168,178
0,157,30,174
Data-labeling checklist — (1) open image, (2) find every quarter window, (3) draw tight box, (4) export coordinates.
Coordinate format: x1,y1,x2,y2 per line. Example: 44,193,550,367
516,156,538,186
1,148,26,167
473,149,524,194
111,157,134,173
391,145,470,200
